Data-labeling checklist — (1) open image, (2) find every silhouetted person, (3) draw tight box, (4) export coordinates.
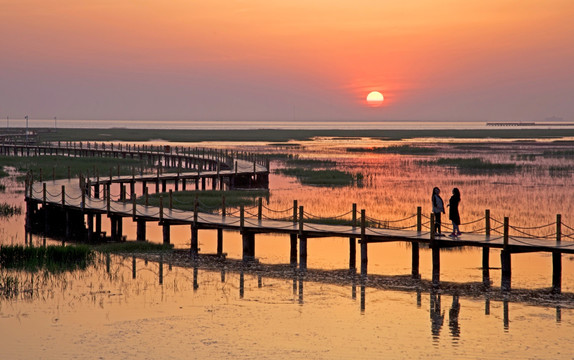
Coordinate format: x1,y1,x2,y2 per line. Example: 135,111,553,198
432,187,445,236
448,188,461,237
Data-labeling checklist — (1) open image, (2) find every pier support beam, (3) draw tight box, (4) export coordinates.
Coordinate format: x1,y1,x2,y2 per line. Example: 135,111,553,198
501,249,512,292
552,251,562,294
299,235,307,270
349,237,356,270
411,242,420,279
217,228,223,256
137,219,146,241
242,231,255,262
162,223,170,245
482,247,490,288
87,213,94,242
190,226,198,257
431,242,440,288
290,234,298,266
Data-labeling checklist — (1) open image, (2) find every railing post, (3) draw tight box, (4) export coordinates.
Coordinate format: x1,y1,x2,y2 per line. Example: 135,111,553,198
132,194,136,220
240,205,245,229
61,185,65,206
43,183,47,205
169,190,173,210
222,195,226,217
503,217,509,248
293,200,298,224
352,203,357,227
485,209,491,236
159,196,164,221
430,213,435,241
417,206,422,232
360,209,367,277
106,188,111,213
556,214,562,242
194,197,198,226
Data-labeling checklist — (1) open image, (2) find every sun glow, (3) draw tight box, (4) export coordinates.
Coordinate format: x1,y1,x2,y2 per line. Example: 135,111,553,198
366,91,384,107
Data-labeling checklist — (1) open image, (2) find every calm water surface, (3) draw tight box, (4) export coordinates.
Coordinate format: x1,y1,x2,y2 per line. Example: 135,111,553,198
2,136,574,359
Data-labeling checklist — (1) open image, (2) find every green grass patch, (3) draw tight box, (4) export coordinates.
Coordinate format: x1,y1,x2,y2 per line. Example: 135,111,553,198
0,168,8,178
347,145,437,155
94,241,173,253
421,158,520,172
140,190,269,213
0,155,147,182
0,245,94,273
0,203,21,217
276,168,360,187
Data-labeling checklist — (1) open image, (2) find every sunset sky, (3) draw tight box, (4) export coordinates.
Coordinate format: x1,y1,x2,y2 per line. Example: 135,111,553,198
1,0,573,123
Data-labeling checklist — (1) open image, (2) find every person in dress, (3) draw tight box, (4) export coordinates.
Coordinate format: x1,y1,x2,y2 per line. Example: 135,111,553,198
448,188,461,237
431,187,445,236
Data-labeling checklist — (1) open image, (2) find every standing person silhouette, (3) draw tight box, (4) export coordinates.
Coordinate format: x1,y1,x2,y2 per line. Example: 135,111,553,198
448,188,461,237
431,187,445,236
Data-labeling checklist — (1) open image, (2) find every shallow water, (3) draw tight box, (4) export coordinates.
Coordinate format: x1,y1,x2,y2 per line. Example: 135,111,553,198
2,137,574,358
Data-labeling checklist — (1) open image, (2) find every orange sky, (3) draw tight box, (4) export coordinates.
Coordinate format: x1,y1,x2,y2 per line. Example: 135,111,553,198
1,0,573,122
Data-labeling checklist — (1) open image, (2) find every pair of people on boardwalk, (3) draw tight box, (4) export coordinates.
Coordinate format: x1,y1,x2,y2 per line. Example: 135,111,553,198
432,187,461,237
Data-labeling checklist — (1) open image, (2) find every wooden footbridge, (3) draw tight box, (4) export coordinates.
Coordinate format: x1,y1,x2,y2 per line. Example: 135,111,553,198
8,142,574,294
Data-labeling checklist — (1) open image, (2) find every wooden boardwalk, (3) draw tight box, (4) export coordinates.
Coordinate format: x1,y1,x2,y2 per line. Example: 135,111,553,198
17,144,574,293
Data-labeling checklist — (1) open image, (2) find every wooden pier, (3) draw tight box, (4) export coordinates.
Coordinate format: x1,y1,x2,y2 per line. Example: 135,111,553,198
12,143,574,294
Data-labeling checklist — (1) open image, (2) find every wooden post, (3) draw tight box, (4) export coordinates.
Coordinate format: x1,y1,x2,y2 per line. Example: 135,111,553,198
42,183,46,205
217,228,223,256
352,203,357,227
190,225,198,257
416,206,422,232
501,217,511,292
485,209,491,236
290,233,298,266
552,251,562,294
61,185,65,206
163,223,170,244
159,196,163,221
556,214,562,242
222,196,226,217
411,241,420,279
482,247,490,288
349,237,356,270
242,231,255,261
258,197,262,221
430,213,440,288
137,219,146,241
169,190,173,210
240,205,244,229
360,209,367,277
132,195,136,219
299,206,307,270
293,200,298,223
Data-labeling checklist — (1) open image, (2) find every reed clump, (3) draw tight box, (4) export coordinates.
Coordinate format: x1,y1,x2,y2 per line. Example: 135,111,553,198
420,157,520,173
347,145,437,155
0,245,94,273
276,168,360,187
141,190,269,213
0,203,21,217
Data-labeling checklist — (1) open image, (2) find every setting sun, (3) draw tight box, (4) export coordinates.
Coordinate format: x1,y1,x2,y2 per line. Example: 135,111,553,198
366,91,384,107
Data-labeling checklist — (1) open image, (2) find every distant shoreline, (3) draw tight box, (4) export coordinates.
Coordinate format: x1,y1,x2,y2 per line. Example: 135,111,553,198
12,127,574,143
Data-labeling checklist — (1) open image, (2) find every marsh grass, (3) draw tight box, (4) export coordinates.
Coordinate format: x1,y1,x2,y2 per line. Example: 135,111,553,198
0,168,8,178
542,150,574,158
94,242,173,253
36,128,574,143
0,155,147,181
0,245,94,273
141,190,269,212
0,203,21,217
347,145,437,155
420,157,520,173
285,157,337,167
276,168,359,187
